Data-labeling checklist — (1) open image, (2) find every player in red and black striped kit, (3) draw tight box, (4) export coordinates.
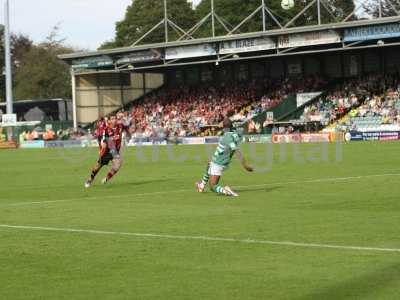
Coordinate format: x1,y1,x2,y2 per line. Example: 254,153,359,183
94,117,108,149
85,114,130,188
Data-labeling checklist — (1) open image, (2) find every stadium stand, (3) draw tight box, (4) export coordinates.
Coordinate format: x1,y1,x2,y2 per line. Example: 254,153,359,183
295,73,400,132
128,76,327,138
11,74,399,143
344,78,400,132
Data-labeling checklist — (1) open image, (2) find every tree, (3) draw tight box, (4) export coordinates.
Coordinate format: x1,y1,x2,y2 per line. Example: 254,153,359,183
13,46,72,100
110,0,197,48
0,25,33,102
0,25,74,101
323,0,356,21
0,25,5,102
11,33,32,65
99,40,118,50
0,25,4,70
194,0,356,37
13,27,73,100
101,0,356,49
195,0,264,36
363,0,400,17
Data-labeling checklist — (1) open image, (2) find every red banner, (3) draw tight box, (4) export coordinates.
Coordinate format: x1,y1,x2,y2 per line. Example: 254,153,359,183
301,133,331,143
272,134,301,144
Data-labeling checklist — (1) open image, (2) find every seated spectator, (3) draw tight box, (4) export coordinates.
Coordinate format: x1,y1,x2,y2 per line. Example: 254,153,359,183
126,76,327,137
26,131,33,141
248,120,257,134
299,73,400,131
32,130,39,140
43,129,56,141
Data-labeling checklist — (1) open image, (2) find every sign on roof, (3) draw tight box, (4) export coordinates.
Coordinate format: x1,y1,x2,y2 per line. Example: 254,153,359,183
72,56,113,69
165,44,216,60
116,50,163,65
219,37,276,54
278,30,340,48
344,23,400,42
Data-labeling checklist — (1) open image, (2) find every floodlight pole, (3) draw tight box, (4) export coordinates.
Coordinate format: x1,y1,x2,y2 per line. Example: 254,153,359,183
71,68,78,131
317,0,321,25
262,0,266,31
4,0,13,141
211,0,215,37
4,0,13,115
164,0,169,42
378,0,382,18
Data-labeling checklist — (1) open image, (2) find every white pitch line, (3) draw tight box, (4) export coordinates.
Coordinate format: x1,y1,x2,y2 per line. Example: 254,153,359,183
8,200,72,205
0,224,399,254
3,189,189,207
3,172,400,207
235,172,400,189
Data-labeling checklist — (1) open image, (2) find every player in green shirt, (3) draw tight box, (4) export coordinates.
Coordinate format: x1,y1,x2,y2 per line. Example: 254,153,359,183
196,118,253,197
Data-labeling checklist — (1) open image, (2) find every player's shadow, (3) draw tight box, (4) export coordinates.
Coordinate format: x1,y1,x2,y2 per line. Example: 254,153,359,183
295,263,400,300
113,178,173,188
236,186,281,194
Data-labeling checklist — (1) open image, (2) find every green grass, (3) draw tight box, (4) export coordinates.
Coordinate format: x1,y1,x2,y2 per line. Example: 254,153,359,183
1,142,400,299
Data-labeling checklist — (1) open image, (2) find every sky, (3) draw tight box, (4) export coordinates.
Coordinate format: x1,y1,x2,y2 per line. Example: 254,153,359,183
0,0,201,51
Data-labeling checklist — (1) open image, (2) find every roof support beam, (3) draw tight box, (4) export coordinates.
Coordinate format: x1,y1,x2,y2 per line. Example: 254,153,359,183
61,16,400,61
74,40,400,75
122,42,400,72
284,0,317,28
214,14,232,33
177,12,212,41
387,0,400,16
264,6,283,29
228,5,263,35
131,20,164,47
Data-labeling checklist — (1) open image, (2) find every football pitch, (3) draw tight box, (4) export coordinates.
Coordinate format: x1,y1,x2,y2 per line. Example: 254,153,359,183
1,141,400,299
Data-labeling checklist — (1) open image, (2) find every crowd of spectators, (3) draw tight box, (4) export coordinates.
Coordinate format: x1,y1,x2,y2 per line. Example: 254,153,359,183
300,73,400,126
345,76,400,131
129,83,255,138
350,84,400,120
18,127,93,142
127,76,326,138
10,75,329,143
